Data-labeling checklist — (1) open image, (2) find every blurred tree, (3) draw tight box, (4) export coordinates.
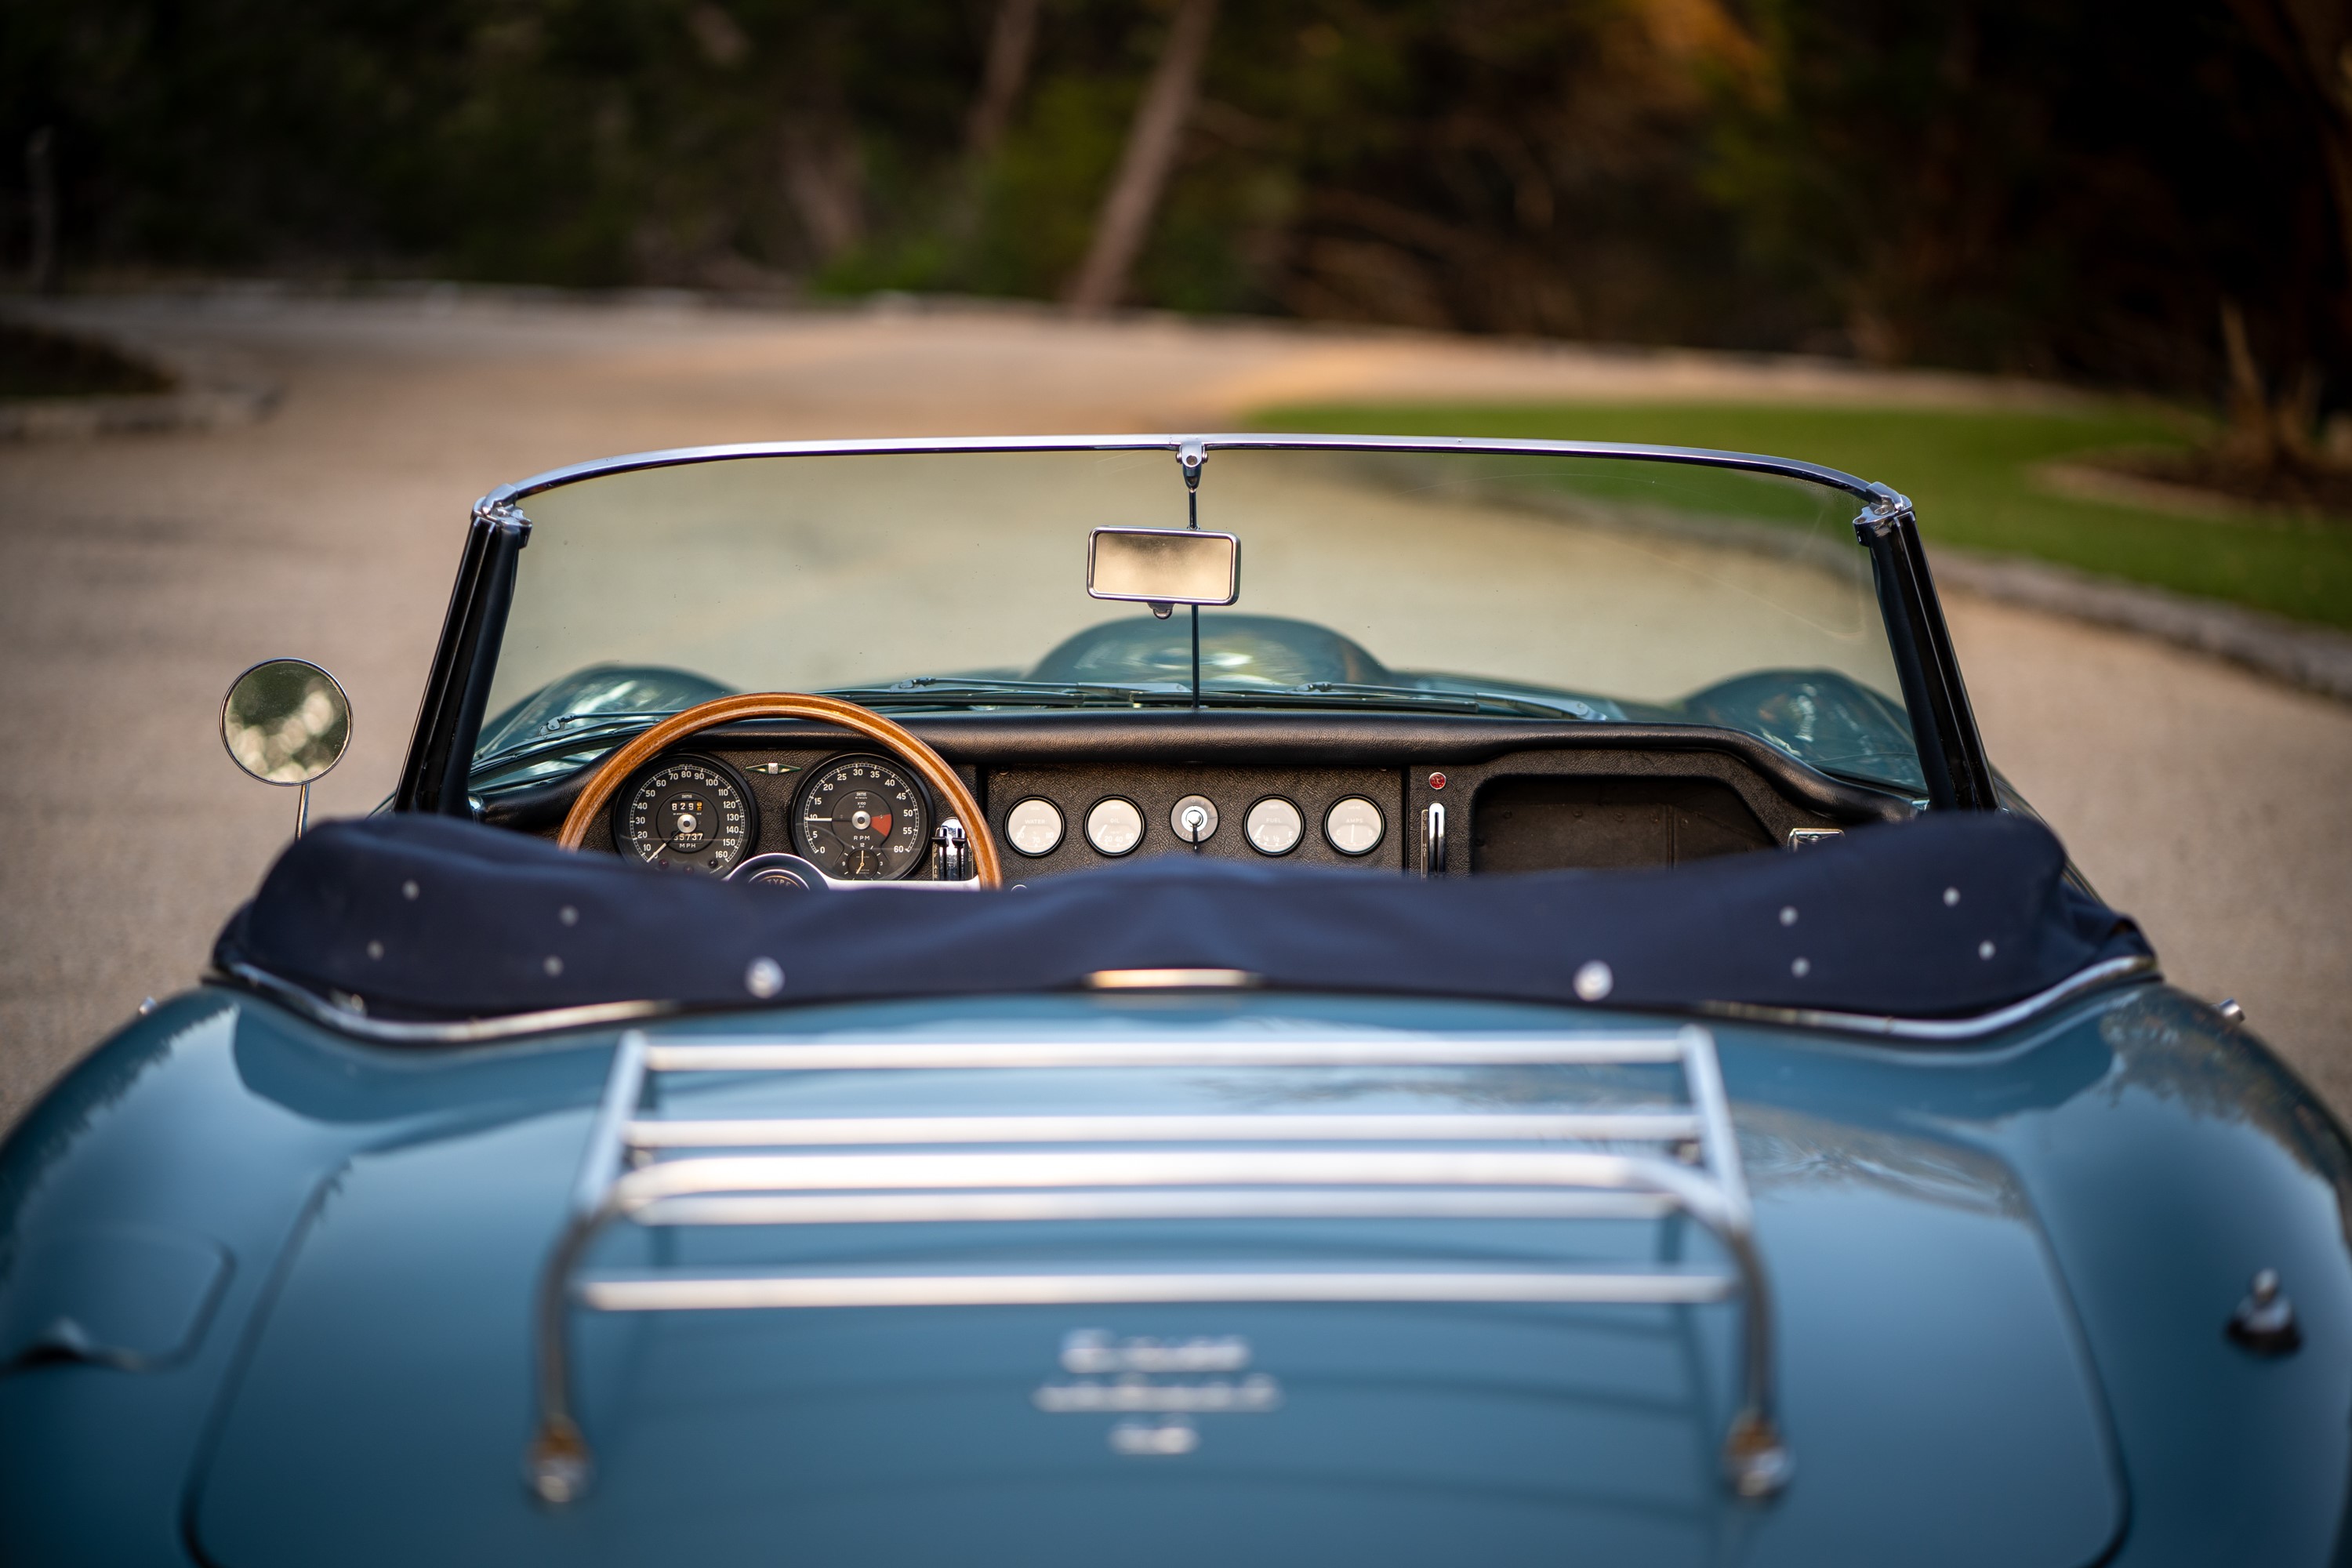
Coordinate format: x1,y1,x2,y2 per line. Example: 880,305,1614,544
0,0,2342,424
1705,0,2350,419
2216,0,2351,464
965,0,1043,158
1066,0,1218,311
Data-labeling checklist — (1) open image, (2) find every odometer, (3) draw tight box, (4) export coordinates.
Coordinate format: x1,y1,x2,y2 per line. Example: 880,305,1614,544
612,754,758,873
793,755,930,881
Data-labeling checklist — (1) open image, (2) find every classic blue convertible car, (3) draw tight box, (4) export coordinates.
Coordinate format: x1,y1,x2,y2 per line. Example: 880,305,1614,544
2,436,2341,1566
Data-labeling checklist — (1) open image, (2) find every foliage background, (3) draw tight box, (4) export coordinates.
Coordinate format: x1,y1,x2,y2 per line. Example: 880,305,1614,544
3,0,2347,416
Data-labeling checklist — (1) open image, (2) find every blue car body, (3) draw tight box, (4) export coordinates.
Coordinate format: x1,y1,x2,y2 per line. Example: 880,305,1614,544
4,978,2344,1566
3,435,2343,1565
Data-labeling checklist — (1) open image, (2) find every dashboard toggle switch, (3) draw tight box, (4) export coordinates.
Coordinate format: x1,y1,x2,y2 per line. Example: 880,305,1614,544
931,818,971,880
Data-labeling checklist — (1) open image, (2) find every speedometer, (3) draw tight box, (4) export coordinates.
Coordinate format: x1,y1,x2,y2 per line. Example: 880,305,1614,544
793,754,931,880
612,754,759,873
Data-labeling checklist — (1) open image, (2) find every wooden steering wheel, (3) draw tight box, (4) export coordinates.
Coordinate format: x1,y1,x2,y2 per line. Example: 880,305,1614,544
554,693,1004,888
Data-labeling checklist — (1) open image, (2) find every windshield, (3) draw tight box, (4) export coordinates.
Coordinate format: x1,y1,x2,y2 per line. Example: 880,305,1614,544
474,442,1919,792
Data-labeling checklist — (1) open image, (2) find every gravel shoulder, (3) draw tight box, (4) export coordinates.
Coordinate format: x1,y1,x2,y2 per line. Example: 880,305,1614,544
2,292,2344,1125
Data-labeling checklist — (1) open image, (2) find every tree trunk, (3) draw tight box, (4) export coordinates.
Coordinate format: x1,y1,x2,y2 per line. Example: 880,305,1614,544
1065,0,1218,313
2226,0,2352,338
966,0,1044,159
26,127,56,294
782,118,863,262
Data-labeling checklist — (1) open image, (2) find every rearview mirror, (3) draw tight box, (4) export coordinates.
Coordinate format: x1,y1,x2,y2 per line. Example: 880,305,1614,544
1087,527,1239,619
222,658,352,837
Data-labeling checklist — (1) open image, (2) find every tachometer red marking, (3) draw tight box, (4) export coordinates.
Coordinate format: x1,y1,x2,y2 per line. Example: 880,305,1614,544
871,812,892,836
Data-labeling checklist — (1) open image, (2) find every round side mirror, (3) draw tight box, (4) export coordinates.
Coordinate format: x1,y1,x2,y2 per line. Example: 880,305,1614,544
222,659,351,834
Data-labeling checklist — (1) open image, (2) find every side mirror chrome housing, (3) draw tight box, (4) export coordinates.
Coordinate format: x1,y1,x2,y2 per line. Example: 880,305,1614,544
221,658,352,837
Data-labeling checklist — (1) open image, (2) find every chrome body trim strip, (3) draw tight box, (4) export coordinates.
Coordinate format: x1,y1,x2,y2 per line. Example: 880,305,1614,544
524,1024,1794,1504
1697,953,2158,1040
1083,967,1261,990
218,961,677,1044
221,954,2155,1049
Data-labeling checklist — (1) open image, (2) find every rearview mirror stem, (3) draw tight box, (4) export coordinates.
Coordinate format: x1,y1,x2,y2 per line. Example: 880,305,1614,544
1188,485,1201,710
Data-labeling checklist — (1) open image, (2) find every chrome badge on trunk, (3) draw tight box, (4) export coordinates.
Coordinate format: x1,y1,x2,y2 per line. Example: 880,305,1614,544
1035,1330,1282,1455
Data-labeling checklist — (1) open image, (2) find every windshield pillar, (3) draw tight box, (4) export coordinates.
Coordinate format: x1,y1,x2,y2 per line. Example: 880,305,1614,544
396,503,528,816
1855,497,1996,811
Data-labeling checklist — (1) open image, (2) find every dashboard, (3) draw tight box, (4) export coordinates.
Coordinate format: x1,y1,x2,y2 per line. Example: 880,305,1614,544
503,712,1913,884
515,710,1910,884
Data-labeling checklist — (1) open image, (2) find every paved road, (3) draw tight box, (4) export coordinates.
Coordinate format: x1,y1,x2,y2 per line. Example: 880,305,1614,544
2,292,2345,1127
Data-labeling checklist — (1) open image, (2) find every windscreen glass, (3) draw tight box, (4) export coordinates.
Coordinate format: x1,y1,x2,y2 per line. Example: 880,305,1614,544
476,446,1918,793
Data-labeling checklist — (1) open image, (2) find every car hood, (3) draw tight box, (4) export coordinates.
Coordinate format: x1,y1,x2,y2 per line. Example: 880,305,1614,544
192,1019,2123,1568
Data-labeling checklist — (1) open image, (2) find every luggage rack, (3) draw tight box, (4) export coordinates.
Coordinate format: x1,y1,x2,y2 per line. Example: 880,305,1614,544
524,1026,1791,1505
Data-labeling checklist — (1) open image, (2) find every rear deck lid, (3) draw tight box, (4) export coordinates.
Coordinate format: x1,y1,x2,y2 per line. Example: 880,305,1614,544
195,1022,2122,1567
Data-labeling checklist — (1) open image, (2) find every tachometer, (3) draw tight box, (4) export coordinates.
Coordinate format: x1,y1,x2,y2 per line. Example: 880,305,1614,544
793,755,931,880
612,754,759,873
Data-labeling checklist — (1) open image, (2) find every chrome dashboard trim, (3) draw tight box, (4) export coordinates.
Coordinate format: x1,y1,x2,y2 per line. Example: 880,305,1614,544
724,850,982,892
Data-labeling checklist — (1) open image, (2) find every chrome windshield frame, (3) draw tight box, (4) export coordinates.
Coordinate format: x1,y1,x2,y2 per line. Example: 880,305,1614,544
472,430,1878,520
398,432,1980,815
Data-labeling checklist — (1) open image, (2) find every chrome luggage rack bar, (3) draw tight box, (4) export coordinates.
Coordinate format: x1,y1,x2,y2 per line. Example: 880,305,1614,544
524,1026,1791,1505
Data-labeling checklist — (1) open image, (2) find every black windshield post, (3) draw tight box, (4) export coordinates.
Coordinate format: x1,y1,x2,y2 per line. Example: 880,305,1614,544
1854,488,1996,811
394,500,529,816
1181,440,1205,711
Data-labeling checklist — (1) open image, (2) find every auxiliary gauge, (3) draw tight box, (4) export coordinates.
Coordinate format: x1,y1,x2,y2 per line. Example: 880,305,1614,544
612,753,760,874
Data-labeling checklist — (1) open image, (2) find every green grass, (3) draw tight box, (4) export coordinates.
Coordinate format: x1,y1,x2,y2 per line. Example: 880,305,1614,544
1254,400,2352,632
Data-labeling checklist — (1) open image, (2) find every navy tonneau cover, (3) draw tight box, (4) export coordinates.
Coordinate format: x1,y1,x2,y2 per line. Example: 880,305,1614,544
215,813,2148,1027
